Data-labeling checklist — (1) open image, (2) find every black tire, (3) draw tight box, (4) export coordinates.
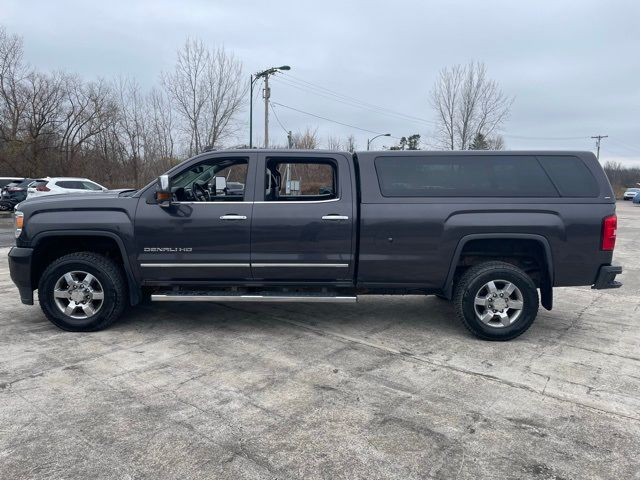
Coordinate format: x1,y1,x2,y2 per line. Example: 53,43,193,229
38,252,126,332
453,261,539,341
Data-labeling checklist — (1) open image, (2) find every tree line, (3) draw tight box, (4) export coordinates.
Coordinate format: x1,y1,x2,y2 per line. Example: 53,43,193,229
603,161,640,197
0,27,246,187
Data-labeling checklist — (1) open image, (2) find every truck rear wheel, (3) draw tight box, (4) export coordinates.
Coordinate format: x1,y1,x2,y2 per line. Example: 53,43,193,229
38,252,126,332
453,261,539,341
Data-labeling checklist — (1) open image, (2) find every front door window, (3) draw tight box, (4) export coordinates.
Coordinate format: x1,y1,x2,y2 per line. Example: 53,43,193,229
171,158,248,202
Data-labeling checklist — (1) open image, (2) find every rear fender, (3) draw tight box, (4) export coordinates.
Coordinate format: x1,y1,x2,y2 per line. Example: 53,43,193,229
443,233,554,310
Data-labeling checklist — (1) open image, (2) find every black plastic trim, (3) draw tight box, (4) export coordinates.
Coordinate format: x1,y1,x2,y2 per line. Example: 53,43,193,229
8,247,34,305
592,265,622,289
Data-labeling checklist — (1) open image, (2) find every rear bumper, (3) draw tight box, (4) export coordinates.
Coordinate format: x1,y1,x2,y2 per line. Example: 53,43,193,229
8,247,34,305
592,265,622,290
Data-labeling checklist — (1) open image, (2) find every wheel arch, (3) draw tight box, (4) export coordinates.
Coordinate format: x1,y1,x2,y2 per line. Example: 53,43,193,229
30,230,140,305
442,233,554,310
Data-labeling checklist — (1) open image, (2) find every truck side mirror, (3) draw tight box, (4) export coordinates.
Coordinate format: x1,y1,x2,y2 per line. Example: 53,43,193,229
156,175,172,207
212,176,227,196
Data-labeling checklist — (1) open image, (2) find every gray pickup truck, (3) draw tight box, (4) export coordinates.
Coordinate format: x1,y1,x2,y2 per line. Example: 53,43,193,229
8,150,621,340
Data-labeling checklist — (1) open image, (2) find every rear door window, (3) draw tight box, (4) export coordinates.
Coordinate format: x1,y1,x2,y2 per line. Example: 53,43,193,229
31,180,49,189
81,181,103,191
56,181,84,189
537,156,599,197
264,158,337,201
374,155,559,197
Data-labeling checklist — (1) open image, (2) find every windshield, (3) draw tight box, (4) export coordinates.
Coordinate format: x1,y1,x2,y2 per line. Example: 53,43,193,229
626,188,640,192
172,164,216,189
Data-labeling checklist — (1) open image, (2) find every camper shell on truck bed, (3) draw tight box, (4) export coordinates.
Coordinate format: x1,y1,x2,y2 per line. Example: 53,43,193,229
9,149,621,340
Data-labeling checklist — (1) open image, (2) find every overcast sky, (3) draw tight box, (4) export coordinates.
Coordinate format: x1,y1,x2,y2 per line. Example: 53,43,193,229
3,0,639,164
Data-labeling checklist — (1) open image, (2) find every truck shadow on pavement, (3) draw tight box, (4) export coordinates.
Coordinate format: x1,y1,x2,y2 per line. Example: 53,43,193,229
113,296,490,342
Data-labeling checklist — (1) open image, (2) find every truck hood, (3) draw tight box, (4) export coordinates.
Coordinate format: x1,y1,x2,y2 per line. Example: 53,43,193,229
16,190,136,211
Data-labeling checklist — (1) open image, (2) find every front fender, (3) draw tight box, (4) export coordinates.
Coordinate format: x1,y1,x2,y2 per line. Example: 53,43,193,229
31,230,141,305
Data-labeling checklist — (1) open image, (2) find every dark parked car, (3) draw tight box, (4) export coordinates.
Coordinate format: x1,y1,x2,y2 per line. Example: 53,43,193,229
0,178,34,211
8,150,622,340
0,177,23,189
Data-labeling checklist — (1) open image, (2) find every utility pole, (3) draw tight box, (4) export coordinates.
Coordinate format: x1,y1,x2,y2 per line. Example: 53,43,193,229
249,65,290,148
287,131,293,149
591,135,608,160
263,75,270,148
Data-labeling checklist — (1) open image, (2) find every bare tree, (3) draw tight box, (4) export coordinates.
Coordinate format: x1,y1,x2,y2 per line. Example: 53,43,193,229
326,134,343,150
603,161,640,198
203,47,246,148
291,127,319,149
113,77,147,186
145,87,176,174
345,134,357,153
56,76,115,173
22,71,65,174
430,61,512,150
486,134,505,150
161,39,245,155
0,26,249,187
0,26,29,166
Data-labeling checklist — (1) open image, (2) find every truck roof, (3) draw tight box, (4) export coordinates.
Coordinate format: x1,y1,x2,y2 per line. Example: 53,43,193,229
201,149,596,157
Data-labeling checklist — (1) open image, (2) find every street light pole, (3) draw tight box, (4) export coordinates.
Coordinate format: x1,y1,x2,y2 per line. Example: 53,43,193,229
367,133,391,150
249,74,254,148
248,65,290,149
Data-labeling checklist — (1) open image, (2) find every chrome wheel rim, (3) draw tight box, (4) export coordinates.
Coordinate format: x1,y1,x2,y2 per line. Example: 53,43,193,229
473,280,524,328
53,271,104,319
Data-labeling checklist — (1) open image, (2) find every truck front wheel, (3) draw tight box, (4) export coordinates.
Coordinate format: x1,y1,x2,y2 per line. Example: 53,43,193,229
38,252,126,332
453,261,539,341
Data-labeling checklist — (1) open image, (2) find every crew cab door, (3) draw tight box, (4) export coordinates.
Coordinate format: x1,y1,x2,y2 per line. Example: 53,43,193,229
250,153,356,283
134,152,257,282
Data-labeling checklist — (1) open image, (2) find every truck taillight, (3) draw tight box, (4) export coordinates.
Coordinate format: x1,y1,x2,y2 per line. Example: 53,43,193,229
35,185,50,192
601,215,617,251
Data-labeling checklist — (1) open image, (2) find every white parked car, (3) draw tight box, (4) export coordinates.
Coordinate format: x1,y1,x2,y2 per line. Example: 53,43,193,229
623,187,640,200
27,177,108,199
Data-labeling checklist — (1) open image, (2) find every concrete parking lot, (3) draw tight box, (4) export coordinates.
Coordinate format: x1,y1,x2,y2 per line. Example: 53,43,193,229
0,203,638,479
0,214,13,248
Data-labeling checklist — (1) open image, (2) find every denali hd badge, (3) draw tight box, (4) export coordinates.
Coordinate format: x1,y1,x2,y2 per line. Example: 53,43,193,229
144,247,193,253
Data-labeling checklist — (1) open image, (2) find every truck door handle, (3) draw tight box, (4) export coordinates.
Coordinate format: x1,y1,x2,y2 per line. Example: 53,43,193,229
220,215,247,220
321,215,349,221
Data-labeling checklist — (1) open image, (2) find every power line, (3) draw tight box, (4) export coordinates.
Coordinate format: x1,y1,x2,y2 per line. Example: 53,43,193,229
607,138,640,152
270,74,626,152
502,134,590,140
269,100,290,135
271,101,400,138
273,77,436,128
275,75,437,126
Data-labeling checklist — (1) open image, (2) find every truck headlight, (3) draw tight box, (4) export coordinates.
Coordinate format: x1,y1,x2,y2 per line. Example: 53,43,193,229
14,211,24,238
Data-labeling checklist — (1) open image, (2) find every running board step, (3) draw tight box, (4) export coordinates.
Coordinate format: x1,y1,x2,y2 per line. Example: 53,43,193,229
151,291,357,303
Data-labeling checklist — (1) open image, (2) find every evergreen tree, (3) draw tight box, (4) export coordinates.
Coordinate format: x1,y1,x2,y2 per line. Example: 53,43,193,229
407,134,420,150
470,132,490,150
389,134,420,150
